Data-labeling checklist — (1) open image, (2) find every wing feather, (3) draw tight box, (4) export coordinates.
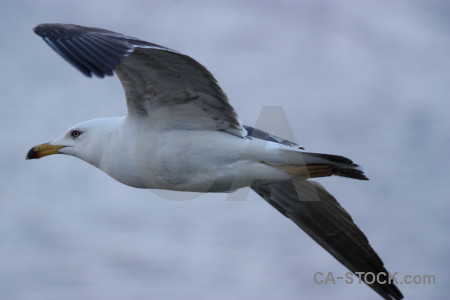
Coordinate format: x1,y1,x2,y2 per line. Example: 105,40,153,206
34,23,246,137
251,180,403,300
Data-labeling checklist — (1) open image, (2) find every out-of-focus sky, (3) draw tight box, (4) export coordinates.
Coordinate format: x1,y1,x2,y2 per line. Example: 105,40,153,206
1,0,449,299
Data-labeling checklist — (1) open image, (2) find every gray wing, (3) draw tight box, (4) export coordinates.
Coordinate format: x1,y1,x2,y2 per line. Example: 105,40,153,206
33,23,246,137
252,180,403,300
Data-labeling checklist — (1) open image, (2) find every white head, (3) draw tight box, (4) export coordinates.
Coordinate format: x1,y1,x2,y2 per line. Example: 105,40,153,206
26,118,120,168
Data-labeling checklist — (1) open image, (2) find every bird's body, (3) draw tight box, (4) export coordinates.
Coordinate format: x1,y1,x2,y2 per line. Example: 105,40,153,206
53,116,348,192
27,24,403,300
68,116,289,191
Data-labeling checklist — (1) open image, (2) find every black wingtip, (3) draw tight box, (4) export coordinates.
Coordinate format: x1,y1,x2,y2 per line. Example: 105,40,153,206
33,23,131,78
33,23,47,33
33,23,68,37
33,23,47,35
34,23,82,37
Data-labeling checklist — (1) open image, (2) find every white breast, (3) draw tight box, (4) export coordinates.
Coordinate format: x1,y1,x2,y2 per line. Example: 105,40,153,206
98,122,292,192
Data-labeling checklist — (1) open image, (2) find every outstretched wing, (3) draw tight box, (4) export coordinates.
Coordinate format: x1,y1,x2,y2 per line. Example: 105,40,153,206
33,23,246,137
252,180,403,300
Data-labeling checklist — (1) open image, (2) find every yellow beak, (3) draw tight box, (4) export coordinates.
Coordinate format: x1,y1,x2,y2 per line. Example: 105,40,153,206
26,143,66,160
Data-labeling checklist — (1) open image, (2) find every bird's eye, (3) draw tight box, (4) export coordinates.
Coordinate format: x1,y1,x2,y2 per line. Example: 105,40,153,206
70,129,82,138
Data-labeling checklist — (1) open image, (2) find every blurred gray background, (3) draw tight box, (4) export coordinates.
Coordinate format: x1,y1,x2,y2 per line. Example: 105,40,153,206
1,0,449,299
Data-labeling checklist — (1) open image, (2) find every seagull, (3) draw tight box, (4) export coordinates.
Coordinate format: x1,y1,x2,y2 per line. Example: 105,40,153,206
27,24,403,300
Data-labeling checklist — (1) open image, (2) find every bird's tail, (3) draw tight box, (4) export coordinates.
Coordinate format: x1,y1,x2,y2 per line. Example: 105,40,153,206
263,151,369,181
305,152,369,180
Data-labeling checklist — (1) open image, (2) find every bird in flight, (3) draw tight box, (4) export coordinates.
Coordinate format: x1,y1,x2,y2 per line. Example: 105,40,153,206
27,24,403,300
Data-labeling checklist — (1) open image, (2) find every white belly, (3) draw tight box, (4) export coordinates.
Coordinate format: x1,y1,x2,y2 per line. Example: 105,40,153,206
101,129,292,192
